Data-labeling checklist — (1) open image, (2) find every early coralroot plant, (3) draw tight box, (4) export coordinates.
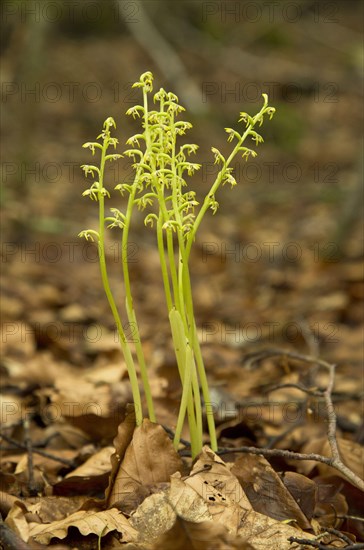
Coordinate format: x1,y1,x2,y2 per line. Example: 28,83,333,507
79,71,275,457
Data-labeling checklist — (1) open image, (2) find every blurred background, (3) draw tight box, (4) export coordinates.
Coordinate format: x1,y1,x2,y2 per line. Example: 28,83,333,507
1,0,363,373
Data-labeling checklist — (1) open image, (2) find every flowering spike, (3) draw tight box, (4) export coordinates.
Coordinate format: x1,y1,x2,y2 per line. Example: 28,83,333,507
79,73,276,447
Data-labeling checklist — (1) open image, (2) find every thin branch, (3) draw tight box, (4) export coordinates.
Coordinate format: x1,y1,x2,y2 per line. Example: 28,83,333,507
299,316,320,358
339,515,364,523
182,444,336,465
163,425,191,448
325,528,353,546
321,363,364,490
181,349,364,491
23,418,36,495
0,433,76,467
242,348,333,370
324,364,341,463
288,536,364,549
246,350,364,491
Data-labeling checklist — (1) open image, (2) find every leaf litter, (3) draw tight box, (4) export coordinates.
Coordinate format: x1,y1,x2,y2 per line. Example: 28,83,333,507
2,10,364,547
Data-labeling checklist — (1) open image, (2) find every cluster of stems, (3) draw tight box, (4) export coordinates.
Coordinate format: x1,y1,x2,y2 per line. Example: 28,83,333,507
79,72,275,457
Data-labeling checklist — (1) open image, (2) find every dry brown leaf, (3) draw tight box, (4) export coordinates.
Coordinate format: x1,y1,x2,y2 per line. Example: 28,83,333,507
105,407,137,506
189,447,252,509
48,372,131,440
237,509,317,549
0,468,36,501
53,474,110,498
83,327,124,353
168,473,211,522
5,501,31,544
299,436,364,481
65,413,125,442
52,377,113,418
0,322,36,359
10,448,76,478
83,361,128,385
280,472,317,521
7,450,77,493
51,447,112,497
152,517,255,550
26,496,87,523
231,454,312,529
129,490,176,541
309,476,349,529
107,419,182,508
58,303,85,322
322,438,363,480
45,422,91,448
0,490,20,517
0,394,25,427
126,474,213,543
3,351,72,386
65,446,114,479
215,360,283,399
113,484,159,516
28,508,137,544
184,447,251,536
127,473,215,543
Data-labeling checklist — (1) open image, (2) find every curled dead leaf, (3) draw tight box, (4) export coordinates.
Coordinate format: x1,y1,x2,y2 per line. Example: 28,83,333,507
184,447,252,536
152,516,255,550
107,417,182,509
231,454,312,529
29,508,137,545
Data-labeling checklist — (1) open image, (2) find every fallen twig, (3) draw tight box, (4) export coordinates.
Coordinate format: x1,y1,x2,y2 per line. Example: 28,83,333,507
288,536,364,549
23,418,36,495
242,349,364,491
0,433,75,467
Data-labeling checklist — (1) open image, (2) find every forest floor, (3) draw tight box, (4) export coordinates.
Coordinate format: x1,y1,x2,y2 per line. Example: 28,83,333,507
1,3,363,548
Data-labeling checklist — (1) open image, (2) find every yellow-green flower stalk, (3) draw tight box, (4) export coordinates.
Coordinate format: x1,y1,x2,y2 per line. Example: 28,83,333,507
79,71,275,456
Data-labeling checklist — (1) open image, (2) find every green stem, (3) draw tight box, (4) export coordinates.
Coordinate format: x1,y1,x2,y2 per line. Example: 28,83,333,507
166,114,204,455
169,309,199,456
191,320,217,451
97,140,143,426
156,216,173,311
82,82,274,457
122,161,156,422
185,118,260,260
179,240,216,451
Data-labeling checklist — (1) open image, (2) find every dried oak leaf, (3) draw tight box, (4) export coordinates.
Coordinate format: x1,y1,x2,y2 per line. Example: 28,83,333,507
312,476,349,529
28,508,137,545
280,471,317,521
152,517,255,550
22,495,86,524
66,446,114,479
128,473,213,542
299,437,364,482
53,446,114,496
50,375,122,441
231,454,312,529
184,446,252,536
237,509,316,550
5,501,30,544
107,416,183,509
105,405,136,506
168,473,211,522
129,490,176,541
